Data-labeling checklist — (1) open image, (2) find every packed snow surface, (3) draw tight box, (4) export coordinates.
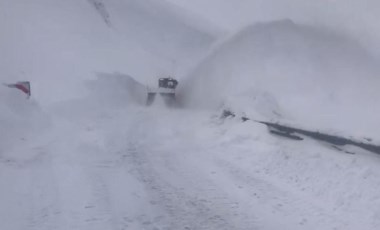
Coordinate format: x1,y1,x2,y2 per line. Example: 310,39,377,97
2,96,380,230
2,0,380,230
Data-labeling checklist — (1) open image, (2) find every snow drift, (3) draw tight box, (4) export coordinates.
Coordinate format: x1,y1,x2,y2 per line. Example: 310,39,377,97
85,72,147,107
0,87,48,153
50,73,146,123
180,20,380,137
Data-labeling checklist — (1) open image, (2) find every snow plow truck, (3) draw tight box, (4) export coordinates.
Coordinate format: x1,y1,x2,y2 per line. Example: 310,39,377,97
146,77,178,106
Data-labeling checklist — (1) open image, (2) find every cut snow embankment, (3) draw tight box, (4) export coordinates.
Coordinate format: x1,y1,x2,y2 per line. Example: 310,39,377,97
50,73,147,123
179,19,380,140
0,87,49,154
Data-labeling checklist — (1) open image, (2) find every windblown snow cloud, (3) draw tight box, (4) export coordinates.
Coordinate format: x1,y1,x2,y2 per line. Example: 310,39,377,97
179,20,380,136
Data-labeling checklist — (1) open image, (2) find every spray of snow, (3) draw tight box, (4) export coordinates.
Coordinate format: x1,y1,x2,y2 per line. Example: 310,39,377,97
180,19,380,137
49,73,147,123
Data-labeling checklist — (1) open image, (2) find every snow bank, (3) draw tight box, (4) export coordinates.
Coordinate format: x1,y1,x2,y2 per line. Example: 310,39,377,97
180,20,380,137
0,87,49,152
220,89,283,121
85,72,147,107
50,73,146,122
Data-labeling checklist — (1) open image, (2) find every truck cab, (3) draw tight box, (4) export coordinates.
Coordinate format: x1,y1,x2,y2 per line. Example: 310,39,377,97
147,77,178,106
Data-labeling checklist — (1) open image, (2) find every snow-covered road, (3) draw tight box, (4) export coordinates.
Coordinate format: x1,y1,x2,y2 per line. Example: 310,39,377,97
2,106,380,230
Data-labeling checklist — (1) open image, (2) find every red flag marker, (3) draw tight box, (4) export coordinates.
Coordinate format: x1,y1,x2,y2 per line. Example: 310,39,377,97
4,81,31,98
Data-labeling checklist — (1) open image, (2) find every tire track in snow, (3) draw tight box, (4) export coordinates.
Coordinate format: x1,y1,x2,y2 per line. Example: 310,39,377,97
0,139,63,230
24,123,119,230
117,109,258,230
51,133,119,230
215,158,356,230
28,149,62,230
124,145,256,230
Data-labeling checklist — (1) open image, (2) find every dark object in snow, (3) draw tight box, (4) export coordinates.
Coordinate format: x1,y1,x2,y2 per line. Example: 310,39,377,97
221,110,380,155
221,109,236,119
146,77,178,106
88,0,111,26
269,129,304,141
260,121,380,154
242,116,250,122
3,81,31,98
158,78,178,89
330,145,355,154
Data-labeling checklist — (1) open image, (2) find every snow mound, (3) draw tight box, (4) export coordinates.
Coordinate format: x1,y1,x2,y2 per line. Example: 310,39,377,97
221,89,283,121
180,19,380,137
0,88,49,152
86,72,147,107
50,73,146,121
